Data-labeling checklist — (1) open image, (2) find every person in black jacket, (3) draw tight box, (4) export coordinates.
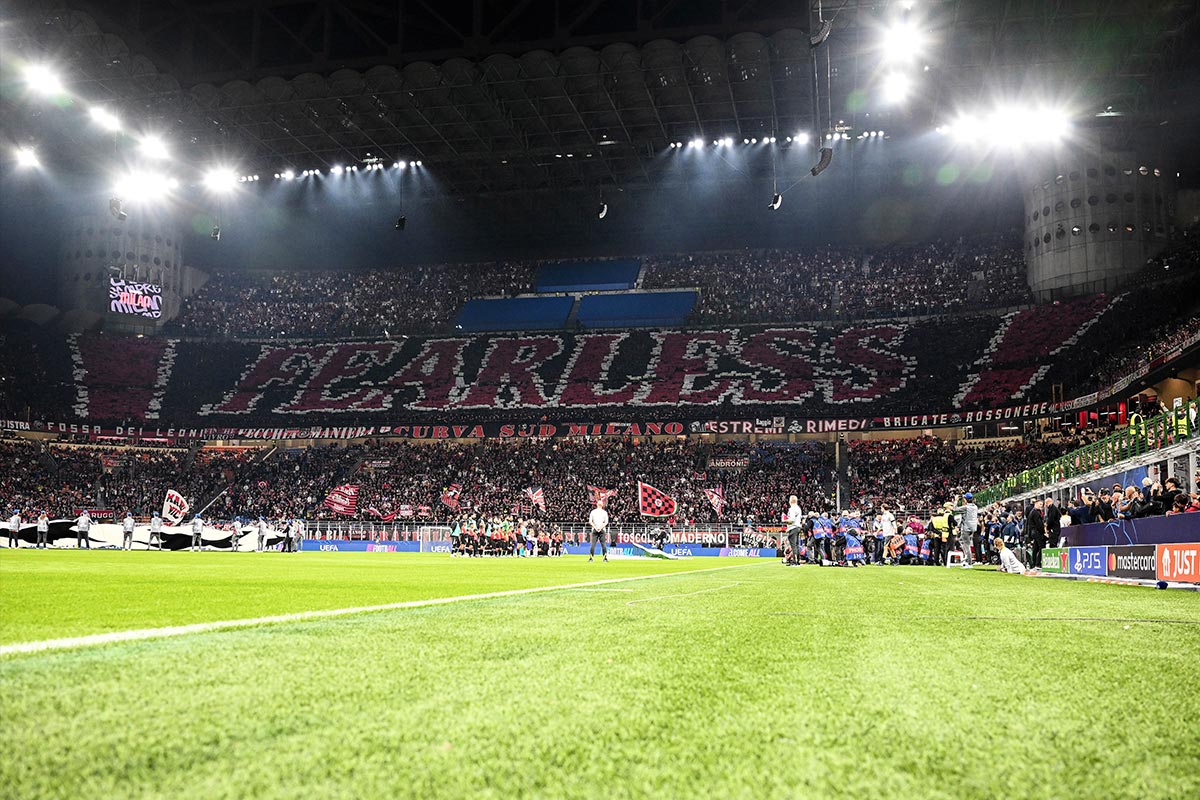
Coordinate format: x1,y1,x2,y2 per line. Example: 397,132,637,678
1025,499,1046,568
1044,496,1062,547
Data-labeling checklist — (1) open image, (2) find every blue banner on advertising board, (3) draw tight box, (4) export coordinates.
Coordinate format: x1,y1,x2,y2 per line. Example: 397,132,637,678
1068,546,1108,576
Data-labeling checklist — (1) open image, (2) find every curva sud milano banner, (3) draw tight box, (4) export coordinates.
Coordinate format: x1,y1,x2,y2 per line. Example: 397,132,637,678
1,399,1063,443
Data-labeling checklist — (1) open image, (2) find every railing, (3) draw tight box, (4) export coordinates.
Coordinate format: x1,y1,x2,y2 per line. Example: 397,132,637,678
975,400,1197,505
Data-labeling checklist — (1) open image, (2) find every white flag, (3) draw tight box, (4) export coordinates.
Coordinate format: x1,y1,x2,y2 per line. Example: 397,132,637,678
162,489,189,524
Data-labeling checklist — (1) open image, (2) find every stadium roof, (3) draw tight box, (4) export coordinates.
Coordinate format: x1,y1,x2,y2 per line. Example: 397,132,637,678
4,0,1199,196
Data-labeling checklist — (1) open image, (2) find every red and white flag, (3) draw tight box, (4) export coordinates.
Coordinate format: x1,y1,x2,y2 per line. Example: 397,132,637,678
161,489,189,525
323,484,359,516
441,483,463,510
703,487,726,517
397,504,414,518
365,506,397,522
523,486,546,511
588,485,617,505
638,481,677,517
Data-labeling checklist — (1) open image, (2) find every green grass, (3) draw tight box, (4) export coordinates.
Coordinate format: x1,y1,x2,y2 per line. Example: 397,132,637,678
2,553,1199,799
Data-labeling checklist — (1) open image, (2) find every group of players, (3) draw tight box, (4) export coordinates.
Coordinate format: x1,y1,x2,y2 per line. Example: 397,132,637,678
449,514,568,558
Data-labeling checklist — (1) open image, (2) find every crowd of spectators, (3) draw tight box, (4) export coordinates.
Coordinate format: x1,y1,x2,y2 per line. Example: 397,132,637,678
166,261,538,339
0,439,249,517
844,435,1084,513
643,236,1031,323
339,438,833,524
162,237,1033,340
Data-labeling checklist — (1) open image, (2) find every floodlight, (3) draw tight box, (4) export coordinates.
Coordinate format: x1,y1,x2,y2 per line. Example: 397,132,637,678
769,193,783,210
202,168,238,192
282,169,295,180
879,20,926,63
395,215,407,231
794,132,810,145
882,73,912,103
89,107,121,132
330,165,343,174
211,226,221,241
109,197,127,221
24,65,64,96
598,202,608,220
139,135,169,160
14,146,39,168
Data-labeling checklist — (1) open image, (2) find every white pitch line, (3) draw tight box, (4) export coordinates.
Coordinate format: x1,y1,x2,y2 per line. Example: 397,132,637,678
0,562,762,657
626,582,742,605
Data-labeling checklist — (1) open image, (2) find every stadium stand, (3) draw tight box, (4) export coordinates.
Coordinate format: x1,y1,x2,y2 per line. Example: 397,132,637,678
3,273,1197,428
161,238,1036,340
454,296,575,332
535,259,641,292
575,290,697,328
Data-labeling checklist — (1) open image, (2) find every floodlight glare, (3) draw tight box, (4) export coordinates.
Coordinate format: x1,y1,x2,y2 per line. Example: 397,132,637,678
879,20,926,63
203,168,238,192
794,132,810,144
415,160,422,166
139,135,169,160
89,107,121,132
282,169,295,180
14,146,39,168
24,64,65,96
330,165,343,174
882,73,912,103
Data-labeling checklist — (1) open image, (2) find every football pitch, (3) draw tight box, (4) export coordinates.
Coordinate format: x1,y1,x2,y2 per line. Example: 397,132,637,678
2,552,1198,799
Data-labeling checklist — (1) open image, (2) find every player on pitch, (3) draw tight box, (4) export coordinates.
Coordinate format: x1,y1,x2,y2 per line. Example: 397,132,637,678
588,500,609,563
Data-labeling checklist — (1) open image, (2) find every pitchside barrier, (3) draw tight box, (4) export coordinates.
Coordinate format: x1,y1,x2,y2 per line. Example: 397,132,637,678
1038,540,1200,584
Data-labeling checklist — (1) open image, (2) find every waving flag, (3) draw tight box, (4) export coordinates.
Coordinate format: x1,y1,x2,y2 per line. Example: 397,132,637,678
397,504,414,518
692,471,708,481
638,481,677,517
523,487,546,511
162,489,189,525
440,483,463,510
366,507,397,522
703,487,726,517
323,484,359,516
588,485,617,505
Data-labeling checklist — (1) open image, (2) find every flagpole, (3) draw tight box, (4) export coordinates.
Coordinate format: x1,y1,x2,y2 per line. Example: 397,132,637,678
196,488,229,519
